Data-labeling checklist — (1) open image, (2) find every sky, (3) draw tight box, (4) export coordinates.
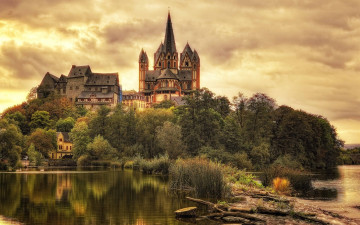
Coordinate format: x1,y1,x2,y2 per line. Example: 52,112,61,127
0,0,359,144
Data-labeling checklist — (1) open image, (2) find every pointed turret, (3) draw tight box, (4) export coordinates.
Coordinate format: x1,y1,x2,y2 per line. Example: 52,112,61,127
139,49,148,63
163,12,177,54
180,42,193,63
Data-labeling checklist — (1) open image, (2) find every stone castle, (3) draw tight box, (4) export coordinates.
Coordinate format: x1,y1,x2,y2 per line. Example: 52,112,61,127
37,12,199,108
37,65,120,110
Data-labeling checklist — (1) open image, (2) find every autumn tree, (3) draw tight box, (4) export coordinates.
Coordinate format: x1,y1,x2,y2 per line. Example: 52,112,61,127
0,119,23,168
156,121,184,159
87,135,117,160
27,129,56,158
56,117,75,132
30,111,52,130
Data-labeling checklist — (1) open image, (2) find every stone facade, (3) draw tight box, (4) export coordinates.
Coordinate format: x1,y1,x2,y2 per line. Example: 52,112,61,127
139,12,200,105
37,65,120,110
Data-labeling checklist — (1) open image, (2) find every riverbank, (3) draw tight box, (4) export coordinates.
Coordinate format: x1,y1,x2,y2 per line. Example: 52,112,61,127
178,186,360,224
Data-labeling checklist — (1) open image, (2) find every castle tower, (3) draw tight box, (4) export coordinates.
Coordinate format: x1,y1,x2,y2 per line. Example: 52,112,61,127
139,49,148,92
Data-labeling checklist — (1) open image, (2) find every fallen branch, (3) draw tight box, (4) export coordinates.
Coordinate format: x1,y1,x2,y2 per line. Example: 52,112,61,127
185,197,225,212
207,212,265,222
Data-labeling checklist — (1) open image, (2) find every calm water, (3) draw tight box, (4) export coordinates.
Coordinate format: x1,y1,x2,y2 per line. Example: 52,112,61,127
1,166,360,224
0,168,197,225
299,165,360,219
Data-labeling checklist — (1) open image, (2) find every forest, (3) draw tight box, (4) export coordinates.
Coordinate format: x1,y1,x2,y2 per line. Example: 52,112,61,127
0,88,343,171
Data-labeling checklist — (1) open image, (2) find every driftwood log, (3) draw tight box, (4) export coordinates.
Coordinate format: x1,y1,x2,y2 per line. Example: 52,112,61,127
174,207,197,218
177,196,331,225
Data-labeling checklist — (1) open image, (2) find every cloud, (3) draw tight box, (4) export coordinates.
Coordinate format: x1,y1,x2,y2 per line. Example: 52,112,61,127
0,0,359,143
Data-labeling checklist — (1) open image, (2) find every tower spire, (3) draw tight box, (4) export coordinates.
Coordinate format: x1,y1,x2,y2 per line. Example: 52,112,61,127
164,11,176,54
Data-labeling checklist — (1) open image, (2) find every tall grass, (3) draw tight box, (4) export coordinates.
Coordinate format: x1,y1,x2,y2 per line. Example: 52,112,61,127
140,154,171,175
169,158,228,199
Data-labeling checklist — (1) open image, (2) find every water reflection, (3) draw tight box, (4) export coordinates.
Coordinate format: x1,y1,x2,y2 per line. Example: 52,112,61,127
0,169,192,225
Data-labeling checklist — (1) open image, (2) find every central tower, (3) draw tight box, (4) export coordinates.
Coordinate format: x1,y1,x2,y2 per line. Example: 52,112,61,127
139,12,200,105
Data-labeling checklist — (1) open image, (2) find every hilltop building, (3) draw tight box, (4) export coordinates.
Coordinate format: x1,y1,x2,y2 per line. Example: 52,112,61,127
138,12,200,104
122,90,146,110
37,65,121,110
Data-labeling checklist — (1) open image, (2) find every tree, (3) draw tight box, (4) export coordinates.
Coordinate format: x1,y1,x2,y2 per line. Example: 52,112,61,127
153,100,175,109
87,135,117,160
136,108,174,158
56,117,75,132
5,111,30,135
88,106,111,138
70,121,91,159
0,119,23,168
156,121,184,159
27,129,56,158
30,111,52,130
27,143,43,166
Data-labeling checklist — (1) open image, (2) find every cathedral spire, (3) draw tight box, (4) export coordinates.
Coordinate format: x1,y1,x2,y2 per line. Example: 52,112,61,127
164,11,177,54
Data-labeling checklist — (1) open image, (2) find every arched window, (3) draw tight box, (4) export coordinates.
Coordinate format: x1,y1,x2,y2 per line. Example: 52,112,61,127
158,62,161,66
168,55,170,59
185,61,189,66
166,80,169,87
174,62,176,67
167,61,170,68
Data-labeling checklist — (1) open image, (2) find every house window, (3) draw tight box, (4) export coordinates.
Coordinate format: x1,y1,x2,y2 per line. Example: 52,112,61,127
70,146,72,150
66,146,68,150
167,61,170,68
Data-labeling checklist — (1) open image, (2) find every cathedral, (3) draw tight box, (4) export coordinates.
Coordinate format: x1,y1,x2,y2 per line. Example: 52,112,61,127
138,12,200,105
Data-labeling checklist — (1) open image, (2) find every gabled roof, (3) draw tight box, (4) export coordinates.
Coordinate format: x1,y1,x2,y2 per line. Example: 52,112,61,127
180,43,193,63
171,96,186,106
145,70,161,81
163,12,177,54
157,68,178,80
85,73,118,86
57,132,71,143
58,74,67,82
68,65,92,77
192,50,200,63
45,72,59,82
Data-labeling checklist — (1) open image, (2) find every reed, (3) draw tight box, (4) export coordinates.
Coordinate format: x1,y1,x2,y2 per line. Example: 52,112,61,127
169,158,227,198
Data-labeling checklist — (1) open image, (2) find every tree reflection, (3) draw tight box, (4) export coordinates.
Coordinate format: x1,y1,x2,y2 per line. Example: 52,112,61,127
0,170,191,225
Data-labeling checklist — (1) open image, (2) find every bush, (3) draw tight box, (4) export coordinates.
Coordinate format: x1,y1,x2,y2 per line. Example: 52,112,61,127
77,155,91,166
233,152,253,170
272,177,291,194
140,154,171,175
169,158,228,198
261,165,311,195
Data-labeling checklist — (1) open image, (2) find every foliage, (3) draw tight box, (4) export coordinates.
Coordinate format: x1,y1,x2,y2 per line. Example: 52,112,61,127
87,135,117,160
156,121,184,159
88,106,111,138
27,128,56,158
27,143,43,166
152,100,175,109
233,152,253,170
169,158,228,198
70,122,91,160
272,177,291,194
140,154,171,175
30,111,52,130
56,117,75,132
0,119,23,168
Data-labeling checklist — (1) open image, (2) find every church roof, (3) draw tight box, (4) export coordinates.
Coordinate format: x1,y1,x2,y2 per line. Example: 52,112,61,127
157,68,178,80
145,70,161,81
163,12,177,54
68,65,92,77
180,43,193,62
154,42,164,64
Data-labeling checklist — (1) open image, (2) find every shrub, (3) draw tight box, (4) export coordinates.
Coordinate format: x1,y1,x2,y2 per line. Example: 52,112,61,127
139,154,171,175
169,158,227,198
123,160,134,169
233,152,253,170
272,177,291,194
77,155,91,166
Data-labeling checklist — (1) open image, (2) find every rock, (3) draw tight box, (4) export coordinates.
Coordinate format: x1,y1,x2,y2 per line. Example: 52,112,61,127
222,216,248,223
175,207,197,217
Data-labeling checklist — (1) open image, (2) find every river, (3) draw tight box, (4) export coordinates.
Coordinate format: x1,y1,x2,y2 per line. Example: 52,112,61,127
0,166,359,224
297,165,360,219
